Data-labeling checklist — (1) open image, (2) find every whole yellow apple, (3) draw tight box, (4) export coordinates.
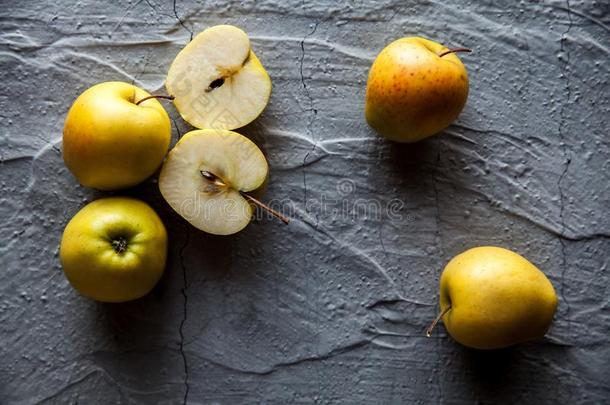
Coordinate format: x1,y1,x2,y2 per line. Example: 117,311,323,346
60,197,168,302
365,37,469,142
63,81,171,190
429,246,558,349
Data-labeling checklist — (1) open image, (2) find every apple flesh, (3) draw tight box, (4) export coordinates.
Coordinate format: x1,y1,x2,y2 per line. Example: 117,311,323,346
63,81,171,190
365,37,469,142
434,246,558,349
166,25,272,130
60,197,168,302
159,129,269,235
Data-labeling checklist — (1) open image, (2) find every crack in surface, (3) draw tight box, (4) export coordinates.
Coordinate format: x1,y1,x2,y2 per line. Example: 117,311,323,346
557,0,573,340
258,339,370,374
183,339,372,376
547,3,610,32
178,226,191,405
300,20,321,224
172,117,183,139
173,0,193,41
142,0,177,20
366,297,434,309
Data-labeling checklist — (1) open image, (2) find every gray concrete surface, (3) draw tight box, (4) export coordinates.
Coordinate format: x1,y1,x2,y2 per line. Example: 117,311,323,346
1,0,609,403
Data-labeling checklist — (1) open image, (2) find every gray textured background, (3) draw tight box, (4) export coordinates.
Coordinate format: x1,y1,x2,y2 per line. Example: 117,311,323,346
1,0,609,404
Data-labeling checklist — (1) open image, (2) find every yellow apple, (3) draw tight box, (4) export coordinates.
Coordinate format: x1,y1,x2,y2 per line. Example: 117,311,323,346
429,246,558,349
166,25,272,130
60,197,168,302
365,37,469,142
159,129,286,235
63,81,171,190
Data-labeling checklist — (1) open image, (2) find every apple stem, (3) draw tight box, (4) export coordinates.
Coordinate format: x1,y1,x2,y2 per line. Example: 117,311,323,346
240,192,290,225
135,94,175,106
437,48,472,58
200,170,289,225
426,305,451,337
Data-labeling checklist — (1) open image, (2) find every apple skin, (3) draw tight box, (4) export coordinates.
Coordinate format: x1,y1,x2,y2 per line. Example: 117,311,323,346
63,81,171,190
439,246,558,350
59,197,168,303
365,37,469,143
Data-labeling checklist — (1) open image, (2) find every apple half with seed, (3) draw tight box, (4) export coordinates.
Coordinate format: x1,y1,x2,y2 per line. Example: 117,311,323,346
159,129,287,235
166,25,272,130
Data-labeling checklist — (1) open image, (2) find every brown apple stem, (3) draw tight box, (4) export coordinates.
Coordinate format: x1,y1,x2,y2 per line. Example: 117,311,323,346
437,48,472,58
200,170,289,225
135,94,175,105
426,305,451,337
240,193,290,224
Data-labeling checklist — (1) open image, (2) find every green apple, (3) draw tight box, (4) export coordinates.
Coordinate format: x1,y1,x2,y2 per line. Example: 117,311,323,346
166,24,272,130
63,81,171,190
365,37,469,142
427,246,558,349
60,197,168,302
159,129,286,235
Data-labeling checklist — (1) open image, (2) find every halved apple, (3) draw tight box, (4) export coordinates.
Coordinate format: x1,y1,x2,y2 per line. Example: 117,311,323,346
166,25,272,130
159,129,286,235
